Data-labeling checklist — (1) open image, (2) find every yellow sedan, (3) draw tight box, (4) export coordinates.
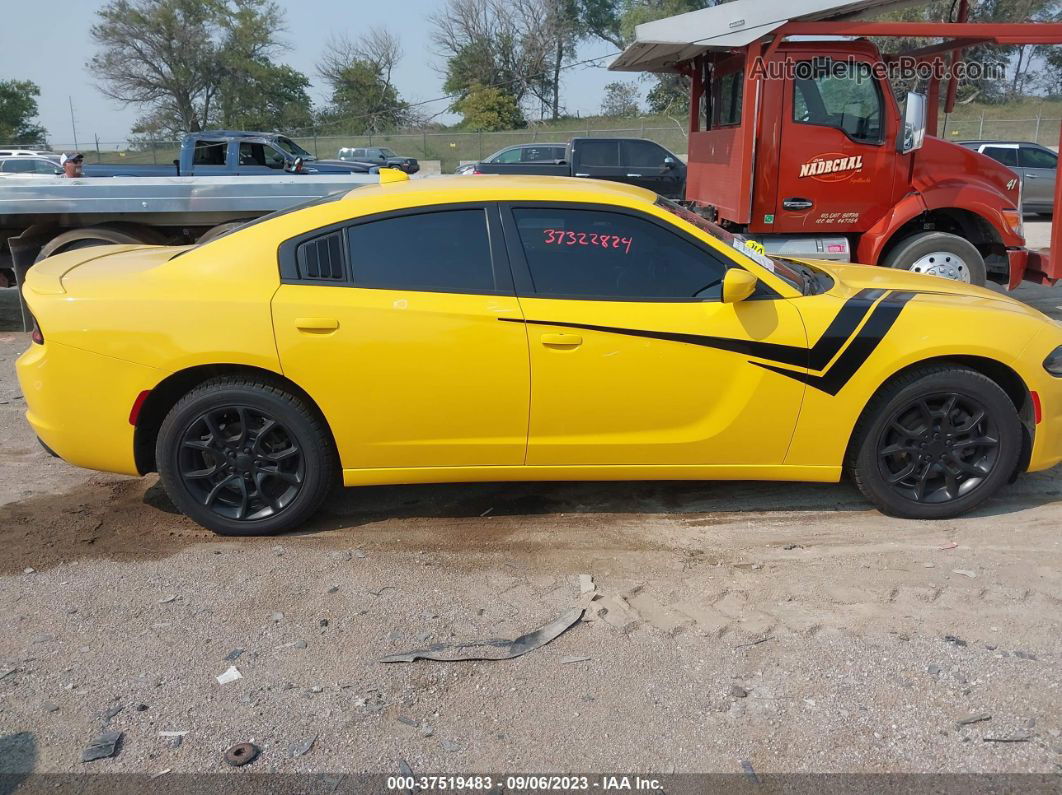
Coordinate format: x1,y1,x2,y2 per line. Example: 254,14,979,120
16,172,1062,534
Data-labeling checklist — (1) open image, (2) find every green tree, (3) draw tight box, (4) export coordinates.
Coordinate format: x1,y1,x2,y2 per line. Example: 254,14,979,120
317,29,411,134
0,80,47,145
454,83,526,130
600,81,640,116
89,0,310,137
217,60,314,131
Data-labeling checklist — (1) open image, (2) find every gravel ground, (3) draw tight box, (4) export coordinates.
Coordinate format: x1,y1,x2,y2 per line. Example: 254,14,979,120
0,222,1060,780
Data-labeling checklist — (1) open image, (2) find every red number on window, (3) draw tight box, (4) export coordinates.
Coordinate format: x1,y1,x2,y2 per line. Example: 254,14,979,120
543,229,556,244
566,231,577,245
621,236,632,253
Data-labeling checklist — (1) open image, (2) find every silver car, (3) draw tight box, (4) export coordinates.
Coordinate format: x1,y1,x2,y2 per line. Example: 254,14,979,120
0,156,64,178
959,140,1056,216
456,143,567,174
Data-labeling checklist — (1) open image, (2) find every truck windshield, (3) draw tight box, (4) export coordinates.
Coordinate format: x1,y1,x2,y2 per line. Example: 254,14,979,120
275,136,314,160
654,197,807,294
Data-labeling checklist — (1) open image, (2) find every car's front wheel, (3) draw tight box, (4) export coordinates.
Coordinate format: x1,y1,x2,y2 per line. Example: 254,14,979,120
156,376,338,535
848,366,1022,519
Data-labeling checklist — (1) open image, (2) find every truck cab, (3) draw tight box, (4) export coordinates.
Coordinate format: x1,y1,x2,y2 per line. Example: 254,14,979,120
610,0,1059,288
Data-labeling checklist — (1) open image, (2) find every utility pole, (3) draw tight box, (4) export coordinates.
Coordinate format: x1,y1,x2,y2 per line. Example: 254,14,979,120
68,96,80,150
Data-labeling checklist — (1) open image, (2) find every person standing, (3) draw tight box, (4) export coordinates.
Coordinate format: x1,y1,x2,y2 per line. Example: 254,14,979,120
60,152,84,178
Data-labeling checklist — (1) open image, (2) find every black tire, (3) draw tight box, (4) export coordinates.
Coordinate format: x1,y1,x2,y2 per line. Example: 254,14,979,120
847,365,1022,520
881,231,986,286
156,376,338,535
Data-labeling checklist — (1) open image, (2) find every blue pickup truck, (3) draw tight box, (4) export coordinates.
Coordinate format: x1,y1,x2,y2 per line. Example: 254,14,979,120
85,131,376,177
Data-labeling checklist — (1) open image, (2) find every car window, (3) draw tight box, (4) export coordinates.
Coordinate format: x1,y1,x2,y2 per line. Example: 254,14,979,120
379,148,397,158
3,159,35,173
577,141,619,167
794,60,883,144
1020,146,1057,169
32,159,60,174
981,146,1018,167
512,207,728,301
346,209,495,293
493,148,522,163
193,140,226,166
621,140,670,168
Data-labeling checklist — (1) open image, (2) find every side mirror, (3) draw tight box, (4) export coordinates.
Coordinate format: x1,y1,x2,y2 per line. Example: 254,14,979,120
722,269,758,304
287,156,303,173
663,156,677,169
898,92,927,154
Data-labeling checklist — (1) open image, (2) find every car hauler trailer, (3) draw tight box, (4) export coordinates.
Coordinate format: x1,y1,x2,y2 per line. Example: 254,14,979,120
1,172,377,327
610,0,1062,288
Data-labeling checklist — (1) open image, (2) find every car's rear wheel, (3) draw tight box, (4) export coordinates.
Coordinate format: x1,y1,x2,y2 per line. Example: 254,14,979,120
847,366,1022,519
882,231,986,286
156,376,337,535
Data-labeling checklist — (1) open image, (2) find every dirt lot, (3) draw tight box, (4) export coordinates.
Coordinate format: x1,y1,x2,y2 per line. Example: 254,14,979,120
1,226,1060,780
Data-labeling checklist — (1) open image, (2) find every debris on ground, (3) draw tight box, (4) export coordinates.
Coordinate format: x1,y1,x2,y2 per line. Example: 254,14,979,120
151,768,171,778
288,734,317,757
216,666,243,685
740,760,759,784
223,742,260,766
398,759,420,795
939,542,958,550
158,595,177,604
952,569,977,578
23,567,34,574
159,731,188,738
81,731,122,762
579,574,594,594
984,735,1032,743
380,606,583,663
956,713,992,727
730,684,749,699
100,703,123,724
561,656,591,664
224,648,244,661
735,636,774,649
944,635,968,647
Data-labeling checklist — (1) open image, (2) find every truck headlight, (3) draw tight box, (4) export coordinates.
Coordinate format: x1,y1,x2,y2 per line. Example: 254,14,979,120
1044,346,1062,376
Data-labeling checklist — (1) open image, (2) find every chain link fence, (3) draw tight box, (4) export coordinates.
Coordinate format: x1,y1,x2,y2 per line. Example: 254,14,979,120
24,115,1062,173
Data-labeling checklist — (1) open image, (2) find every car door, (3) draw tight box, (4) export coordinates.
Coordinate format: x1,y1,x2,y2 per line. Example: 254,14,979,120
570,140,626,182
271,204,530,469
773,57,899,230
187,138,230,176
619,139,683,198
500,203,807,467
237,142,287,175
1018,145,1057,211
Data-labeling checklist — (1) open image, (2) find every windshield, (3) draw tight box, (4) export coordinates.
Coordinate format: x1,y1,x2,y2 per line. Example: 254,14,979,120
377,148,397,158
654,197,807,294
275,136,314,160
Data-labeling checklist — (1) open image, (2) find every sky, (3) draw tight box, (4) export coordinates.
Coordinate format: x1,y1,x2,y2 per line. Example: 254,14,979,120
0,0,631,150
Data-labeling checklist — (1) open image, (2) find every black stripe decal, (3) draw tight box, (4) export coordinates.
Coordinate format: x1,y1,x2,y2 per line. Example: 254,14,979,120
502,288,883,370
503,289,916,396
751,291,916,395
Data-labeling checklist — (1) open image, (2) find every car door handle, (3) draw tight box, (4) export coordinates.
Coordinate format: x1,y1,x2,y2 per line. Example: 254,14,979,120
783,197,814,210
1026,173,1039,179
295,317,339,332
540,333,582,348
626,173,642,177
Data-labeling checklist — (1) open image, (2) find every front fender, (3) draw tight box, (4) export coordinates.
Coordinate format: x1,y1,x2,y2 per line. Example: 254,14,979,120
855,185,1022,266
783,291,1046,469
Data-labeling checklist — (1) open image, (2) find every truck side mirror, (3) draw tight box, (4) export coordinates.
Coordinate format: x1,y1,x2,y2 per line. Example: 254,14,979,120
287,157,303,173
898,92,927,154
663,156,677,169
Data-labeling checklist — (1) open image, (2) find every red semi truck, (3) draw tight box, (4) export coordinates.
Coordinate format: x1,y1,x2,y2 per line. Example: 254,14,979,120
610,0,1062,288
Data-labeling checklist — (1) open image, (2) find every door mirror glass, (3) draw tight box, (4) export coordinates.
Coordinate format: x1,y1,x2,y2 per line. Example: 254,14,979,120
898,92,927,154
663,156,676,169
722,268,758,304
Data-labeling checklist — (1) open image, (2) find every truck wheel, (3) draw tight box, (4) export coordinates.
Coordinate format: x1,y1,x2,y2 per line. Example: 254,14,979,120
156,376,339,536
881,231,986,286
846,365,1021,519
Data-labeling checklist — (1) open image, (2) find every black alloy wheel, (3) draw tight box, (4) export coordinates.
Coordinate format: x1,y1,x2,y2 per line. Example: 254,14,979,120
876,392,1000,504
157,376,337,535
178,405,304,521
848,366,1022,519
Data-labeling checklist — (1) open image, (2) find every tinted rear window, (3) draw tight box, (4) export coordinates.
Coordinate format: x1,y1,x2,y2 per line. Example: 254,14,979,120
346,209,495,293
